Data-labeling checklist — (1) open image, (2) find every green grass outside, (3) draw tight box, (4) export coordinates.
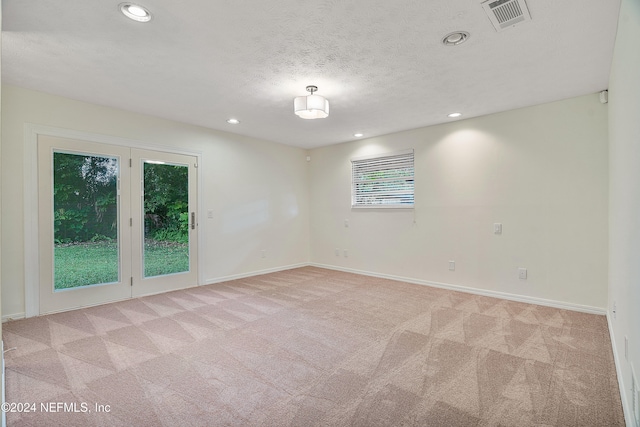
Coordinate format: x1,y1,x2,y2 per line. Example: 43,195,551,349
54,240,189,290
142,240,190,278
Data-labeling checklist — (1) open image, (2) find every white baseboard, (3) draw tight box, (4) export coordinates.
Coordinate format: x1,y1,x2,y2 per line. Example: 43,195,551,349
607,312,633,427
2,313,26,323
6,263,606,320
310,263,606,315
205,263,309,285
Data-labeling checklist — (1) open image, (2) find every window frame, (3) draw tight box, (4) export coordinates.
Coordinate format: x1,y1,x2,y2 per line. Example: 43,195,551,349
351,149,415,209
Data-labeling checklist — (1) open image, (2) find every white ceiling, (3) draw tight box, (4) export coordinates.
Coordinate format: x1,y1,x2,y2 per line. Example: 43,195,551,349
1,0,621,149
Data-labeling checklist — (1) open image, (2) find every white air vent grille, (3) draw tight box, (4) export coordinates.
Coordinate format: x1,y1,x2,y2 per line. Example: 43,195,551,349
482,0,532,32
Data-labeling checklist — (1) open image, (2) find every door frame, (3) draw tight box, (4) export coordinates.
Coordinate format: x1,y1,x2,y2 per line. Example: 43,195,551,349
24,124,204,317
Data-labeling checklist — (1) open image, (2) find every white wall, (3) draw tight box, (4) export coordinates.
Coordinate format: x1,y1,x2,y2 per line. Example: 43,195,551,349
309,94,609,311
0,87,613,317
1,85,310,319
609,0,640,424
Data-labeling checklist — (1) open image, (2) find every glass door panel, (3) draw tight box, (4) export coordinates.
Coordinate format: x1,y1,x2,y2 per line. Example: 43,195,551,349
143,161,189,278
53,152,120,289
131,149,198,297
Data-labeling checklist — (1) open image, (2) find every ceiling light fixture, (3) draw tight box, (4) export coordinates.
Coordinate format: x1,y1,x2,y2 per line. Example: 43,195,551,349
226,118,240,124
294,86,329,119
354,133,364,138
119,3,152,22
447,112,463,118
442,31,469,46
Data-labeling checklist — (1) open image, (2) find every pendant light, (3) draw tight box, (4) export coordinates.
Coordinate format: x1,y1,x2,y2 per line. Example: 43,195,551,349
294,86,329,119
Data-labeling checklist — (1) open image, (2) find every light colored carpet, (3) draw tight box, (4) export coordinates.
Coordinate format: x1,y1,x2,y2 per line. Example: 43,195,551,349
2,267,625,426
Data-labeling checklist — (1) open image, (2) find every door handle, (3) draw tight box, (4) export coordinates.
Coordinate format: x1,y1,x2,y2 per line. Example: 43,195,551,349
191,212,196,230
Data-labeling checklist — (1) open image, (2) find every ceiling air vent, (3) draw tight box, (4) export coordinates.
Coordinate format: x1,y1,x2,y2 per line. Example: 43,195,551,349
482,0,532,32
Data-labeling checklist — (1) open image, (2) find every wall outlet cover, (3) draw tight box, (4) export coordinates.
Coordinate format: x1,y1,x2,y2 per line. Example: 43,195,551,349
494,223,502,234
518,268,527,280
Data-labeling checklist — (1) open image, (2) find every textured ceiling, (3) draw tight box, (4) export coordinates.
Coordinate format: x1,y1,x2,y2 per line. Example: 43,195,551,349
1,0,621,149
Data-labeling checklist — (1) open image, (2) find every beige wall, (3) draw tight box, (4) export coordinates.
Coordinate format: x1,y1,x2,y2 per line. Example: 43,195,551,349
309,94,609,311
1,85,310,319
0,87,613,316
608,0,640,424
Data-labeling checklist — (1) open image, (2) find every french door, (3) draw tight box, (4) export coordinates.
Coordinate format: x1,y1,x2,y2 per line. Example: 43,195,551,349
130,148,198,297
37,135,198,314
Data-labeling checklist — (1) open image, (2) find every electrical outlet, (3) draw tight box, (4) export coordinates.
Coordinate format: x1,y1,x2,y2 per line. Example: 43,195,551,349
518,268,527,280
494,223,502,235
343,249,348,258
344,219,349,228
335,248,340,256
260,249,266,259
449,260,455,271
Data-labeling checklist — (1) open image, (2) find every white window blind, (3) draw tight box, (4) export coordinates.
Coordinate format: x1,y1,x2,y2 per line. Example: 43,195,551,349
351,149,414,208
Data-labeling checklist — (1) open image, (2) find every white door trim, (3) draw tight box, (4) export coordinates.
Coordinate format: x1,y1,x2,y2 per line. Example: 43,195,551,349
23,123,204,317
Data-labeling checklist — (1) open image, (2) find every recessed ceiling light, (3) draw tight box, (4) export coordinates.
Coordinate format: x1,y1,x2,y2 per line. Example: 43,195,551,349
227,118,240,124
119,3,152,22
447,112,462,118
442,31,469,46
354,133,364,138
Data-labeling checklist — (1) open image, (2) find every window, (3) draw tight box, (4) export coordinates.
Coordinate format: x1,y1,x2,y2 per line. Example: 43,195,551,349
351,149,414,208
